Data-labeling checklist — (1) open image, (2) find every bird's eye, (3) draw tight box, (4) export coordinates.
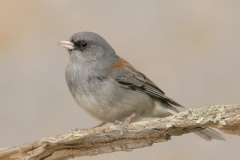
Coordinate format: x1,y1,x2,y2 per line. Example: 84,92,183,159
80,41,87,47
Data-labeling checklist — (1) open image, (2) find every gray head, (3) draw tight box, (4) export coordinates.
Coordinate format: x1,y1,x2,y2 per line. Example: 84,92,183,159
59,32,117,69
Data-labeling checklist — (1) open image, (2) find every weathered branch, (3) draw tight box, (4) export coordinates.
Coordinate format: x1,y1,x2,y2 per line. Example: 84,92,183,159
1,104,240,160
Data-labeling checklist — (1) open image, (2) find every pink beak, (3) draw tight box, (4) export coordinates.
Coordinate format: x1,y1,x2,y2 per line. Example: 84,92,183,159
58,40,75,50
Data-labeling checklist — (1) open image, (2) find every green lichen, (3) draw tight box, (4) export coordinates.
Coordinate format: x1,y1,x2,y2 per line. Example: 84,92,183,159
165,124,173,129
195,117,204,124
183,105,227,124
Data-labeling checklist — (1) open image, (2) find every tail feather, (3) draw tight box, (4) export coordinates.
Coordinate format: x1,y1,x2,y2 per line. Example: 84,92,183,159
194,128,226,141
157,102,225,141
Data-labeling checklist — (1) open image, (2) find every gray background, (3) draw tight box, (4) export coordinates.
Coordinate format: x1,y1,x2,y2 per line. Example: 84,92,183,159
1,1,240,160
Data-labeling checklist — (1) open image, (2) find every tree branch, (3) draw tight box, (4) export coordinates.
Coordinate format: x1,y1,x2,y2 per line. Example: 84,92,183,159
1,104,240,160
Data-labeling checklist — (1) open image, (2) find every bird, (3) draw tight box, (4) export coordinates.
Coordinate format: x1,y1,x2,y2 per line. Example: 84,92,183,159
59,31,225,140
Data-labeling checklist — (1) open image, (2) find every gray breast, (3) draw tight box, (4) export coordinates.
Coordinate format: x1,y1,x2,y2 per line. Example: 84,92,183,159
65,64,154,122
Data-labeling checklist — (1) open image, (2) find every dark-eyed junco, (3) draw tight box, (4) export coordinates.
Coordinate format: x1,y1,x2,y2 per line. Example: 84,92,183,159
59,32,225,140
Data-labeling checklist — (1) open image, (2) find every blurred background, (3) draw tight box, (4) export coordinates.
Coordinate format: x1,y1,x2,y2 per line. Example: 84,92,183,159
1,0,240,160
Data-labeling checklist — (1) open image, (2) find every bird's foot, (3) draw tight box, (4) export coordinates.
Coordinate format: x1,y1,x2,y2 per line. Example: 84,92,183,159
115,113,136,134
70,128,87,132
92,122,107,128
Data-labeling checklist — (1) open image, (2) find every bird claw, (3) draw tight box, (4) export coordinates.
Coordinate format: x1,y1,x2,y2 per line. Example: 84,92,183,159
70,128,87,132
115,120,129,134
115,113,136,134
92,122,107,128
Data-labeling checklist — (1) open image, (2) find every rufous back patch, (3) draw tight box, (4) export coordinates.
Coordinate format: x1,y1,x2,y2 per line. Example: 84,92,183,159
111,56,132,70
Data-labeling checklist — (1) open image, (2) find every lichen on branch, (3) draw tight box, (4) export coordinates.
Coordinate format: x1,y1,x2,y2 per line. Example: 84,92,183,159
0,104,239,160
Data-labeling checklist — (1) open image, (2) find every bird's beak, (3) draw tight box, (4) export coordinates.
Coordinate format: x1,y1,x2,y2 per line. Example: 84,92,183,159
58,40,75,50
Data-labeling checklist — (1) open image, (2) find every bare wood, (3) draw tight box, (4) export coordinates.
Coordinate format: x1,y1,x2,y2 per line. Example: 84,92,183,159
0,104,240,160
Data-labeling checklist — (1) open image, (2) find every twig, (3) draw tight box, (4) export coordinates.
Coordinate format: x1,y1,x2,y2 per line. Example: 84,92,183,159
0,104,239,160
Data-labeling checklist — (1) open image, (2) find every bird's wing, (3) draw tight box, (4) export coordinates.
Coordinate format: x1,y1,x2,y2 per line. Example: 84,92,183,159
111,66,184,108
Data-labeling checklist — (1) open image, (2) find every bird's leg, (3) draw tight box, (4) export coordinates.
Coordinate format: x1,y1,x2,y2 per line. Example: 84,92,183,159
123,112,137,126
92,122,107,128
115,112,136,134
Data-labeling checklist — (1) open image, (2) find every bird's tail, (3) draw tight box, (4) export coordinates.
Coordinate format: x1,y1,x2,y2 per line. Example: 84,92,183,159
158,101,226,141
194,128,226,141
162,102,226,141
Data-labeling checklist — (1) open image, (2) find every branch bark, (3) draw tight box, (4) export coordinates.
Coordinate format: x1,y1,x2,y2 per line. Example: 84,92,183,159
1,104,240,160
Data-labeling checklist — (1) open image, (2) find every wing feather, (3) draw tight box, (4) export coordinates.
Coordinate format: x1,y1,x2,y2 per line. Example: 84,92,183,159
114,67,183,108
